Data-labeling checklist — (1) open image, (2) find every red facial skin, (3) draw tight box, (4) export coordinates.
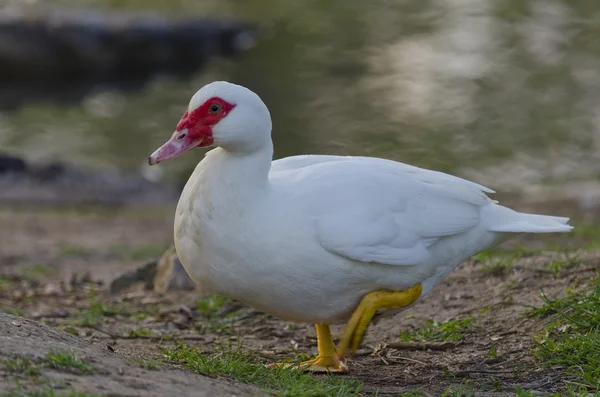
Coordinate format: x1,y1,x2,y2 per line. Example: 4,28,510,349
176,96,236,147
148,97,235,165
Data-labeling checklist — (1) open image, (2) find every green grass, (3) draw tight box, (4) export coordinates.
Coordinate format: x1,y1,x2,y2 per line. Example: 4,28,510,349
1,353,96,384
440,381,558,396
560,220,600,251
480,257,515,276
514,387,538,397
133,358,163,370
127,329,151,337
570,221,600,240
440,385,476,397
473,247,534,276
0,276,11,291
75,300,123,327
529,277,600,389
1,358,41,376
131,311,151,320
60,243,167,261
108,244,168,261
61,326,79,336
486,344,507,361
544,254,583,278
59,245,92,258
400,317,478,342
195,294,236,333
45,351,96,374
473,244,546,276
514,385,595,397
526,287,584,318
163,342,363,397
22,265,51,281
514,386,553,396
127,244,168,261
1,307,25,317
196,294,232,315
473,245,539,262
475,245,585,277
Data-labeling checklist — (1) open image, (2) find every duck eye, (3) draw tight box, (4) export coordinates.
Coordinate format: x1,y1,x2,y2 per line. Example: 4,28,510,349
209,103,222,114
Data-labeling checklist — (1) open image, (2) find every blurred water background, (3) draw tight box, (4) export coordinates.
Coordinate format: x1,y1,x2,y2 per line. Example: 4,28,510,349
1,0,599,197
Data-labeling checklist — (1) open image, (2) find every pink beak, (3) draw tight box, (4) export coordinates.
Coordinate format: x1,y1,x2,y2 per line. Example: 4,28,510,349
148,129,203,165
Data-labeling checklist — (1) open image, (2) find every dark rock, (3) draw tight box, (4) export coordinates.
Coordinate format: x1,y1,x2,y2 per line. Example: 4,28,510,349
0,153,27,174
31,162,66,182
153,246,196,294
0,8,259,111
108,246,196,295
109,260,158,294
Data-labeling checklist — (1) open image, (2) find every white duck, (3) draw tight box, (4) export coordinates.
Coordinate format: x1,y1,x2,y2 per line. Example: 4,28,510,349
149,81,572,373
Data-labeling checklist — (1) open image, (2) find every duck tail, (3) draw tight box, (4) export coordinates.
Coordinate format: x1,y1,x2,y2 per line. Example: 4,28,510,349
483,204,573,233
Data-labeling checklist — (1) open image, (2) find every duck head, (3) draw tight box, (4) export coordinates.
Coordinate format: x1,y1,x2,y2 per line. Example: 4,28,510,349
149,81,272,165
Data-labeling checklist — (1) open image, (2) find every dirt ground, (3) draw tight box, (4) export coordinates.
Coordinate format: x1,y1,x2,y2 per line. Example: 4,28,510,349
0,201,599,396
0,312,266,397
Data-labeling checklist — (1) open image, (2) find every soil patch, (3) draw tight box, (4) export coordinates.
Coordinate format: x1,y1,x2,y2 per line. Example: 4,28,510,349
0,312,266,396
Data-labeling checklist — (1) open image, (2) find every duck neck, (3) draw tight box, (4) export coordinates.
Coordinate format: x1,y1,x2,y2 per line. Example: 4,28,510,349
208,139,273,193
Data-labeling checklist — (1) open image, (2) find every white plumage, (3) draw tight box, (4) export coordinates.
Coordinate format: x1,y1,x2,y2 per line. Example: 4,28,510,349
152,81,572,326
